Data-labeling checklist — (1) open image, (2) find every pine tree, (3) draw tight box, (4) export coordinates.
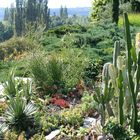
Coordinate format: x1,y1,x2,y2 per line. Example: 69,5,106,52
9,3,15,25
15,0,23,36
112,0,119,24
64,6,68,18
43,0,50,29
4,8,9,21
60,5,63,18
26,0,37,23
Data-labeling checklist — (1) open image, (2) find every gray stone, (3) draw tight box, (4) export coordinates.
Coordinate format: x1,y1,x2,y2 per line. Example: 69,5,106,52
45,129,60,140
84,117,97,128
0,117,6,123
97,135,106,140
0,84,4,96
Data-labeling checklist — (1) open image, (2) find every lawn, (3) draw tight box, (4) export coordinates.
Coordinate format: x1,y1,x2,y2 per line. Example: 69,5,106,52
119,13,140,27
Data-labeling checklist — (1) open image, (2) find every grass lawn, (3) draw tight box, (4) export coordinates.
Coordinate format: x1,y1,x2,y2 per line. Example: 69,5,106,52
119,13,140,27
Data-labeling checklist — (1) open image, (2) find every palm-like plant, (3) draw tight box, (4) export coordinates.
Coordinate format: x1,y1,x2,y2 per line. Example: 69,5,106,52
5,96,37,132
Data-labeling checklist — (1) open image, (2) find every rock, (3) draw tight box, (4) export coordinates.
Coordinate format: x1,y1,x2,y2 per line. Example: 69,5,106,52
45,129,60,140
84,117,97,128
0,98,5,102
97,135,106,140
0,117,6,123
0,84,4,96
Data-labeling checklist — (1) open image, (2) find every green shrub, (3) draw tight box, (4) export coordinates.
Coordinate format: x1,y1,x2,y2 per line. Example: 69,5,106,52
0,22,14,42
0,58,29,82
46,25,87,37
30,49,88,94
30,133,45,140
103,118,136,139
29,53,64,94
58,48,88,88
0,37,36,61
40,114,60,133
60,106,84,127
4,131,19,140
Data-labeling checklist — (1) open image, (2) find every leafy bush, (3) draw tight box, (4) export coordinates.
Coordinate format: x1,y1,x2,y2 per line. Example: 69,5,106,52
29,53,64,94
84,59,103,80
40,114,60,133
46,25,87,37
5,96,37,132
58,48,88,88
30,49,88,94
4,131,18,140
60,106,84,127
80,91,97,116
103,118,135,139
0,58,30,82
30,133,45,140
91,0,111,20
119,2,132,14
0,37,36,61
0,22,13,42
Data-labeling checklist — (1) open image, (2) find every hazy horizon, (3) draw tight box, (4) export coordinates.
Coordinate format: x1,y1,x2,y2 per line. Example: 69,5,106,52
0,0,92,8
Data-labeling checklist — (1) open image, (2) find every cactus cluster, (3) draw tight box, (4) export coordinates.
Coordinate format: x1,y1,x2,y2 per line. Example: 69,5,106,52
94,13,140,133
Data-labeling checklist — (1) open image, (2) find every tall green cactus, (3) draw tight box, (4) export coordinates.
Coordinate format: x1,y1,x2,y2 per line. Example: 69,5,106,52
117,69,124,125
94,63,114,125
93,13,140,132
124,13,138,131
113,41,120,67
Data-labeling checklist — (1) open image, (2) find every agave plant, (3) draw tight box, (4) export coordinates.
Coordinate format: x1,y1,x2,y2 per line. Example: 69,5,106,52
4,69,17,99
5,96,37,132
0,123,8,139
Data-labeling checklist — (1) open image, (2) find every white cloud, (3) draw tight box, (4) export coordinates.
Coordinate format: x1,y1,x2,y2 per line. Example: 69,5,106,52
0,0,92,8
48,0,92,8
0,0,15,8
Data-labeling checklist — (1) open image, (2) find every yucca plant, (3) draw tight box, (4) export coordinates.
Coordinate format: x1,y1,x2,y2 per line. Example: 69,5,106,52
4,69,17,99
5,96,37,133
0,123,8,139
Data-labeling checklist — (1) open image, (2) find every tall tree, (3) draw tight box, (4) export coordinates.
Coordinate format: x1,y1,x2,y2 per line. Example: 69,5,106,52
112,0,119,24
9,3,15,25
131,0,140,12
26,0,37,23
63,6,68,18
15,0,23,36
4,8,9,21
60,5,64,18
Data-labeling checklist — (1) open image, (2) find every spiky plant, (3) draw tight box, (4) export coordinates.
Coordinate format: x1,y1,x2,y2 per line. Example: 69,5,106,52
5,96,37,132
4,69,17,99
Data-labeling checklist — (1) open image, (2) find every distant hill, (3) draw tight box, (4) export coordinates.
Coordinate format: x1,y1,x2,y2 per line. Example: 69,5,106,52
50,7,91,17
0,7,91,21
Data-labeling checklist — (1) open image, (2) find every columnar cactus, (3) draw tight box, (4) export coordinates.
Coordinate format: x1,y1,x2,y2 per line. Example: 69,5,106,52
94,13,140,132
124,13,139,132
113,41,120,68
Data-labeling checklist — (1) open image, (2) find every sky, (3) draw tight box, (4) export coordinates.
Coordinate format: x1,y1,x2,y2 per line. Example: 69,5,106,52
0,0,92,8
